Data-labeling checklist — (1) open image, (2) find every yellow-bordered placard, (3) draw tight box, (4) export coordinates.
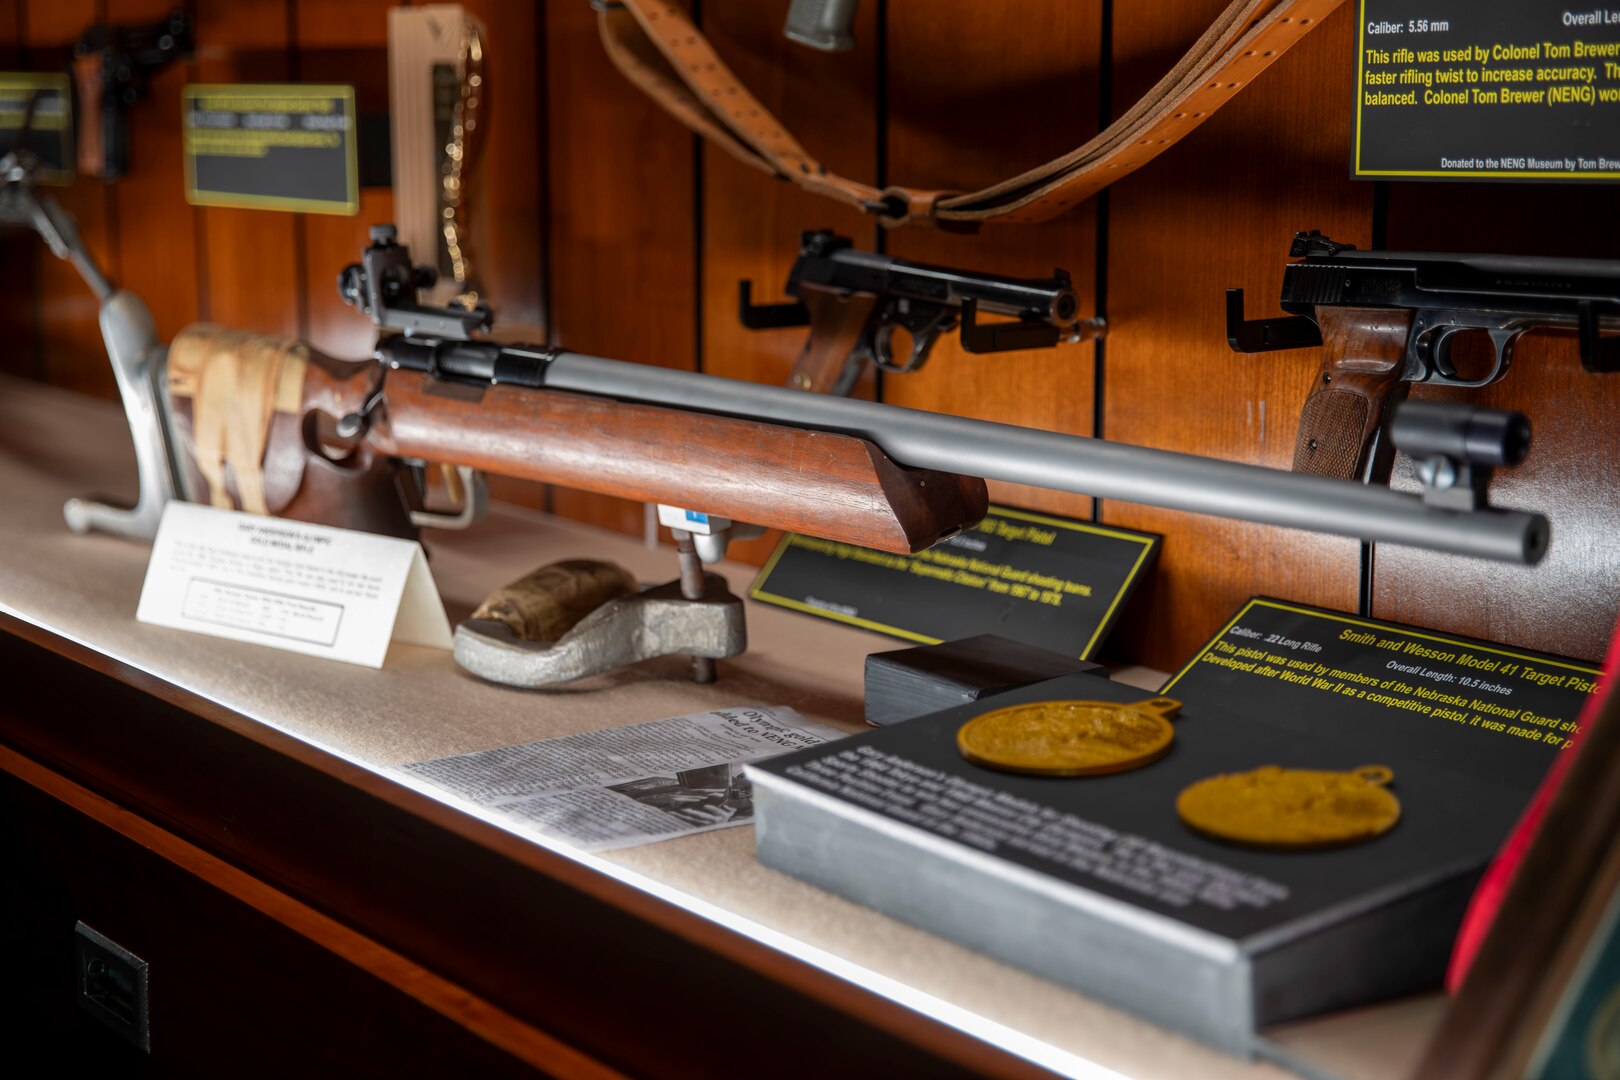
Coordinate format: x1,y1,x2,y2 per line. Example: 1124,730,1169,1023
1352,1,1620,181
182,83,359,215
1163,597,1602,695
748,505,1158,660
0,72,74,185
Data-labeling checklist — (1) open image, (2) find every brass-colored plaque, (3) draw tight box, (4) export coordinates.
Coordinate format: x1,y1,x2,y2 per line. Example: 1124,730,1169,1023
1177,765,1400,850
957,697,1181,777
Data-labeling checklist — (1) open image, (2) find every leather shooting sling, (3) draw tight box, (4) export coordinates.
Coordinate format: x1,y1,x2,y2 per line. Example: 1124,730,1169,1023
598,0,1345,227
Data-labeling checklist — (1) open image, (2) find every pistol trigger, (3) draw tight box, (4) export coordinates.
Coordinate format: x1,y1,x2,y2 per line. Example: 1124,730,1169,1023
907,327,942,373
865,322,893,370
1487,328,1520,380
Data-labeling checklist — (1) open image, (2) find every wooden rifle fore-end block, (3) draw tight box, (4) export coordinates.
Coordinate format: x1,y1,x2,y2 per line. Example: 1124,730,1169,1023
378,372,988,554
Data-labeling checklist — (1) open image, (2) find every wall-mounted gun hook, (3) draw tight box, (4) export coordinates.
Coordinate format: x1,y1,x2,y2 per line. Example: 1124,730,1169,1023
960,299,1063,355
1225,288,1324,353
738,280,811,330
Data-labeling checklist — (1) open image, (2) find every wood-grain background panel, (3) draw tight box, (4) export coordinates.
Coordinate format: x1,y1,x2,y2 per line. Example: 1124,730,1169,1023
459,0,548,514
698,0,878,565
106,0,201,350
881,0,1102,521
539,0,694,537
1370,185,1620,662
193,0,301,337
294,0,393,359
24,0,116,398
6,0,1618,672
460,0,544,339
1102,0,1368,669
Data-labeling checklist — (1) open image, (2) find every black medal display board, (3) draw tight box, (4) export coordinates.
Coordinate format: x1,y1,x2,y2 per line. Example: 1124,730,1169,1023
748,506,1157,660
183,84,359,214
0,74,73,184
1354,0,1620,181
751,598,1601,1051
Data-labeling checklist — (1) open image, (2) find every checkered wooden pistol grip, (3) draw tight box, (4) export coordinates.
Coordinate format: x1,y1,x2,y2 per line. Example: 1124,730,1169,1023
1292,308,1415,480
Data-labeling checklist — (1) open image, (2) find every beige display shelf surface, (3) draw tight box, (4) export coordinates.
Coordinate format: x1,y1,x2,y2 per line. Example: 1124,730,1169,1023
0,377,1441,1079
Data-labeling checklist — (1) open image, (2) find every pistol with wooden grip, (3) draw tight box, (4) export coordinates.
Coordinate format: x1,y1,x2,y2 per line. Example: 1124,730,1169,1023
71,9,192,180
1228,230,1620,482
739,229,1103,396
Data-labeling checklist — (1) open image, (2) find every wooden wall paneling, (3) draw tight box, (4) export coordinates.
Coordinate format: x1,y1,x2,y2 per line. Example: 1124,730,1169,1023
881,0,1103,525
1369,185,1620,662
0,0,17,58
105,0,201,347
0,0,37,381
1100,1,1371,669
454,0,547,514
698,0,878,566
541,0,694,538
192,0,301,337
294,0,393,360
458,0,544,339
25,0,119,399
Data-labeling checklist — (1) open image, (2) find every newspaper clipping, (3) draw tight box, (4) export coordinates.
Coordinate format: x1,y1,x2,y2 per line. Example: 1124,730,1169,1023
399,705,844,852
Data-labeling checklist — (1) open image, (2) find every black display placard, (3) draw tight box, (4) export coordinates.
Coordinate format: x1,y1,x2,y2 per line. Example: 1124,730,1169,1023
748,505,1158,659
1163,598,1600,781
0,73,73,184
183,84,358,214
757,601,1599,943
1354,0,1620,181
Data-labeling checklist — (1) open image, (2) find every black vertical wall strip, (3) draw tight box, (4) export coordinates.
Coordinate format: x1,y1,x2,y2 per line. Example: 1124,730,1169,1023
690,0,704,375
534,3,553,351
1360,179,1391,616
1091,0,1114,522
534,3,555,515
871,0,888,403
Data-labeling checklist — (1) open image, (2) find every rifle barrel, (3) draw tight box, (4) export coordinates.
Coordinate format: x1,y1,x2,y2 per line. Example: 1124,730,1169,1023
542,352,1547,565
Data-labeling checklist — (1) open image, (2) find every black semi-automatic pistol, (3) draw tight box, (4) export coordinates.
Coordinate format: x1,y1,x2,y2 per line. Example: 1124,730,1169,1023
740,229,1103,396
1227,230,1620,481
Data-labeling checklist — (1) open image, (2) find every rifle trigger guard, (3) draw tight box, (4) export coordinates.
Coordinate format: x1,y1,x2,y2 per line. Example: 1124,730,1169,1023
1224,288,1323,353
409,465,488,531
737,280,811,330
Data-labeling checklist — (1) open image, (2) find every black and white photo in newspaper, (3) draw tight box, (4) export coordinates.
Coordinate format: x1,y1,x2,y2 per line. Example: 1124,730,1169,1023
398,705,845,851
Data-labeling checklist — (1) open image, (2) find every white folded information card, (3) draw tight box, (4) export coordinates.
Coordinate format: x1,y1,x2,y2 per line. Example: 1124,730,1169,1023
137,503,452,667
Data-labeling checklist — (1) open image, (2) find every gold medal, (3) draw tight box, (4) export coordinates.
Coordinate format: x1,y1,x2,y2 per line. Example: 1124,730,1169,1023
957,697,1181,777
1176,765,1400,850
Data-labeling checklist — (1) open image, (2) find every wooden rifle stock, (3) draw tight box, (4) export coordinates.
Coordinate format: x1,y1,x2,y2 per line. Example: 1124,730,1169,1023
172,326,987,554
1291,307,1413,480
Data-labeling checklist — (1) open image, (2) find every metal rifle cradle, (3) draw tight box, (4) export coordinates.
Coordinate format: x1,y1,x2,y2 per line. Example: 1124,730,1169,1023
454,572,746,688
